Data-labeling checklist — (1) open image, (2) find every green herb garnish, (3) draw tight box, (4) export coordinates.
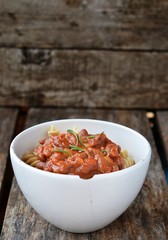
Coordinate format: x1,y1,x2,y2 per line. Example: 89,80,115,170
67,129,86,148
78,136,86,148
54,149,71,155
86,135,96,139
86,131,105,139
101,149,108,154
70,145,85,152
67,129,79,145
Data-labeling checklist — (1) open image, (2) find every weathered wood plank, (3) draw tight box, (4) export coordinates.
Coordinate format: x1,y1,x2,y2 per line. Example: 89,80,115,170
156,111,168,168
1,49,168,108
0,0,168,49
0,108,18,228
1,108,167,240
0,108,18,193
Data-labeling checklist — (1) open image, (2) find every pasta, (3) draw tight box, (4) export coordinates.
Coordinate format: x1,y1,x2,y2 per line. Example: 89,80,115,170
22,152,41,167
47,125,60,136
22,127,135,179
121,150,135,168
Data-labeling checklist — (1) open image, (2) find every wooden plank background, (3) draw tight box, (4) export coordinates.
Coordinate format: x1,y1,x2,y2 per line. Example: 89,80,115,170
1,108,168,240
0,108,18,228
1,0,168,50
1,49,168,108
0,0,168,108
0,108,18,192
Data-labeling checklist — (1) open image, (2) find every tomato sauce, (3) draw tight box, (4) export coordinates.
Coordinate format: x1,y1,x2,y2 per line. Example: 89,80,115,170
32,128,125,179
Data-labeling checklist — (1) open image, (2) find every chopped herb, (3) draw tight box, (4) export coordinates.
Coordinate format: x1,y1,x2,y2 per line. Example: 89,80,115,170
54,149,71,155
78,136,86,148
86,131,105,139
101,149,108,156
101,149,107,153
67,129,78,145
67,129,86,148
86,135,96,139
70,145,85,152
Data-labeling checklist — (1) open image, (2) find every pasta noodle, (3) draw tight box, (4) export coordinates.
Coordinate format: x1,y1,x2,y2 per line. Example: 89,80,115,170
47,125,60,136
22,152,41,167
121,150,135,168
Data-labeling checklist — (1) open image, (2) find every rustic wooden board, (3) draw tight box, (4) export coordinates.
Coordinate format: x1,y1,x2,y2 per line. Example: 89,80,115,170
1,108,168,240
156,111,168,167
1,49,168,108
0,108,18,228
0,108,18,193
1,0,168,49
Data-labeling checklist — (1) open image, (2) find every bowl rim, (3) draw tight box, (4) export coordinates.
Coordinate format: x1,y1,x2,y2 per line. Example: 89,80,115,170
10,118,152,181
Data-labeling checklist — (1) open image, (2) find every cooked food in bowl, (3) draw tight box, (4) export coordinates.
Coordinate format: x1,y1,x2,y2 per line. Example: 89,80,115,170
22,126,135,179
10,119,151,233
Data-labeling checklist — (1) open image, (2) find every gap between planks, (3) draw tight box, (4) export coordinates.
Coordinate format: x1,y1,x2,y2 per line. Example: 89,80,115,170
150,111,168,182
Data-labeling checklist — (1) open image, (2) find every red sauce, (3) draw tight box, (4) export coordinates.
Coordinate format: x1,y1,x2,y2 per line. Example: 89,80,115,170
33,129,125,179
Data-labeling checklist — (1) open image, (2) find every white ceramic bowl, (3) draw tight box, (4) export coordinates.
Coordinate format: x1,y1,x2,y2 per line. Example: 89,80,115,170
10,119,151,233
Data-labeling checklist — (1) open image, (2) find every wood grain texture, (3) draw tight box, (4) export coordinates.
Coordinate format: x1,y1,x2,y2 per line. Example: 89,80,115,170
0,0,168,49
1,49,168,108
156,111,168,166
1,108,168,240
0,108,18,192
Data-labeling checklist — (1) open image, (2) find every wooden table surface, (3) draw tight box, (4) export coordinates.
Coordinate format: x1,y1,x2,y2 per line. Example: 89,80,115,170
0,107,167,240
